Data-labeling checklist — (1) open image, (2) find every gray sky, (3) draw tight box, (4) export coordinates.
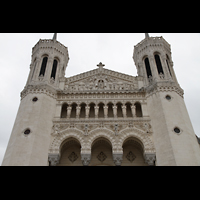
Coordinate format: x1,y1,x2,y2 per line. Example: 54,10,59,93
0,33,200,165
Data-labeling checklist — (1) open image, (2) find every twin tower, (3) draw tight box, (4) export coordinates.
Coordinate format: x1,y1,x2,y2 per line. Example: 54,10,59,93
2,33,200,166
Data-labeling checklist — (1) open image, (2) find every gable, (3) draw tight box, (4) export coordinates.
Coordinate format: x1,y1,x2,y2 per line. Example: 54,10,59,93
64,68,138,92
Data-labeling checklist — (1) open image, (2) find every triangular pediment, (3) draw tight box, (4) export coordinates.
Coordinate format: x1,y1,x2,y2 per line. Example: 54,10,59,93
64,67,138,92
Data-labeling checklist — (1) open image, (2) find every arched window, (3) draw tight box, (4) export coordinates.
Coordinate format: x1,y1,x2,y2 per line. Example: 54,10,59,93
144,57,152,78
51,59,58,79
125,102,133,118
154,54,164,75
61,103,68,118
89,103,95,118
80,103,86,118
98,103,105,118
116,102,123,118
107,102,114,118
39,57,48,76
70,103,77,118
135,102,143,117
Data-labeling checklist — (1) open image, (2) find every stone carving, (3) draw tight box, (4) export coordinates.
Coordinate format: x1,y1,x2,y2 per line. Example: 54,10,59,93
48,154,60,166
113,153,123,166
81,154,91,166
126,151,136,163
68,152,78,163
97,152,107,162
144,153,156,166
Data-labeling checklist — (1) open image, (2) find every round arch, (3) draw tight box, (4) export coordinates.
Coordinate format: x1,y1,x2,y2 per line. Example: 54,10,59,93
49,128,85,155
87,128,117,151
118,128,156,154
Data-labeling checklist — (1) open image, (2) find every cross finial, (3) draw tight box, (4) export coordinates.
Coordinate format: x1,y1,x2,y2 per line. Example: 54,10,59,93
97,62,105,69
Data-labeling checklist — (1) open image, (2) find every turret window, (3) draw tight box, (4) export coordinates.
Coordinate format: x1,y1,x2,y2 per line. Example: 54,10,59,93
154,54,164,75
144,57,152,78
51,60,58,79
39,57,48,76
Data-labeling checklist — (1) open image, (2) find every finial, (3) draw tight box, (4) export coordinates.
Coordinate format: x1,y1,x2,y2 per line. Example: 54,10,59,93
97,62,105,68
52,33,57,40
145,33,150,38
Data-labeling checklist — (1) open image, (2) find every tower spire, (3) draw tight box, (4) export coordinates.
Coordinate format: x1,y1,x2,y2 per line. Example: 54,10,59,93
52,33,57,40
145,33,150,38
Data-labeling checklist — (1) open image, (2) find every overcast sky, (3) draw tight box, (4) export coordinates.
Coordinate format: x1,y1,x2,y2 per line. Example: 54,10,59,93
0,33,200,165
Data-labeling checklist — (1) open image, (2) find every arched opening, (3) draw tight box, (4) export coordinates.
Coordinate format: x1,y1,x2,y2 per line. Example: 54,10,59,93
89,103,95,118
80,103,86,118
98,103,105,118
39,56,48,76
122,137,148,166
90,137,114,166
51,59,58,79
125,102,133,118
70,103,77,118
61,103,68,118
135,102,143,117
154,54,164,75
57,138,82,166
144,57,152,78
116,102,123,118
107,102,114,118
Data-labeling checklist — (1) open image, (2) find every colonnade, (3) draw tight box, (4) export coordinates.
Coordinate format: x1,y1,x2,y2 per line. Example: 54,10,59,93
60,102,143,119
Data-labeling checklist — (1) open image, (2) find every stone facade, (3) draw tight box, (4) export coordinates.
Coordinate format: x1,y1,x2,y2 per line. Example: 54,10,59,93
2,34,200,166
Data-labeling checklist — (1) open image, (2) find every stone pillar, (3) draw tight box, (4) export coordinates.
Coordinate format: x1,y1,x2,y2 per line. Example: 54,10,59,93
161,54,171,80
104,105,108,118
113,153,123,166
67,106,72,119
81,154,91,166
94,105,99,119
85,105,90,119
149,55,159,81
48,153,60,166
131,105,136,117
76,105,81,119
44,57,53,83
122,104,127,118
144,153,156,166
113,105,117,118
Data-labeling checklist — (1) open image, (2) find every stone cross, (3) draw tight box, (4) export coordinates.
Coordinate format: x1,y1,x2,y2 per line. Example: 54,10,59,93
97,62,105,69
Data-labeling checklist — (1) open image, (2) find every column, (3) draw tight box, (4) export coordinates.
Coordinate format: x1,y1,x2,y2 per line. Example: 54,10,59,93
144,153,156,166
131,105,136,117
81,153,91,166
161,54,171,80
76,105,81,119
85,105,90,119
113,105,117,118
67,106,72,119
104,105,108,118
122,104,127,118
94,105,99,119
44,57,53,83
149,55,159,81
48,154,60,166
113,153,123,166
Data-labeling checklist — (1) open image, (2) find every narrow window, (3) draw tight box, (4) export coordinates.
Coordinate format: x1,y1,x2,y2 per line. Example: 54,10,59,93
98,103,104,118
135,102,143,117
116,102,123,118
80,103,86,118
107,103,114,118
51,60,58,79
154,54,164,74
39,57,48,76
125,102,133,118
144,57,152,78
61,103,68,118
89,103,95,118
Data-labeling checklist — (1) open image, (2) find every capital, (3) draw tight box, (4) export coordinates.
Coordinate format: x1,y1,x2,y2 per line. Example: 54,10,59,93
48,153,60,166
113,153,123,166
81,154,91,166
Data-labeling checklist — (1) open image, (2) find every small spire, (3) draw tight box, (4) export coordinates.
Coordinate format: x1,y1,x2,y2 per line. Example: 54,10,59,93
52,33,57,40
145,33,150,38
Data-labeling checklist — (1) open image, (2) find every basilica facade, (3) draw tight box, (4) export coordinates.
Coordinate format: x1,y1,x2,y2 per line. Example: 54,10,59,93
2,34,200,166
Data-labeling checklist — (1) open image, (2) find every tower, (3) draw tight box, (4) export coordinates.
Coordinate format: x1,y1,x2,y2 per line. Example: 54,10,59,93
133,34,200,165
2,34,69,166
